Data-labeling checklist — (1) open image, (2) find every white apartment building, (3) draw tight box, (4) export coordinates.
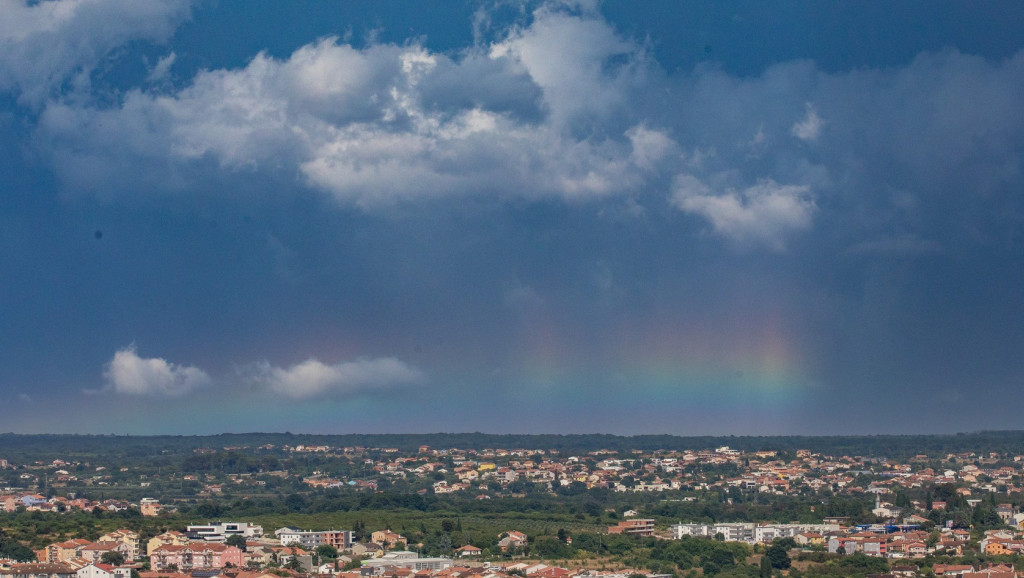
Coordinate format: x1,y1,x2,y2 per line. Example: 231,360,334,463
274,528,352,550
670,523,839,544
186,522,263,542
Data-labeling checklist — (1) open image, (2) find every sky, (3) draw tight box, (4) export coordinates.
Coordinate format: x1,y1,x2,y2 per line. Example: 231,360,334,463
1,0,1024,436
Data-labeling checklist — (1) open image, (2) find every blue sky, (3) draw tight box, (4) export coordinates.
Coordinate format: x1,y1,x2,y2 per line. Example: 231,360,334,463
1,0,1023,435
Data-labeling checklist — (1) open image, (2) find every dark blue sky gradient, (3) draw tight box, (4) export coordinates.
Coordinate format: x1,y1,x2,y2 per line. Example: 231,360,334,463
1,1,1022,434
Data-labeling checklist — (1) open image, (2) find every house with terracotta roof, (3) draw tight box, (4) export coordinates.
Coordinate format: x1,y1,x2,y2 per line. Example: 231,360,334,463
75,563,129,578
0,563,77,578
371,531,407,549
97,531,138,562
454,546,481,558
932,564,975,576
44,540,91,563
497,532,527,552
79,542,131,564
351,543,384,558
147,532,190,557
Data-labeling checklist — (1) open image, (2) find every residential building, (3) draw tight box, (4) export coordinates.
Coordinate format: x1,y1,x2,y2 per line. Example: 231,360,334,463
350,543,384,558
98,531,139,562
274,528,351,550
44,540,91,563
185,522,263,543
138,499,163,517
0,564,77,578
370,530,406,549
78,542,132,564
607,520,654,537
498,531,528,552
360,552,452,573
454,545,481,557
146,532,190,557
670,523,839,544
149,543,244,571
76,564,130,578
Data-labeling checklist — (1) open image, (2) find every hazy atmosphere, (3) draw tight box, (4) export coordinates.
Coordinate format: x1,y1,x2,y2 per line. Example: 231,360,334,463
2,0,1023,435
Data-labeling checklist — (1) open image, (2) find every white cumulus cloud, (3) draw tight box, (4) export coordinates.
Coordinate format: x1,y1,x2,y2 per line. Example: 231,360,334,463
101,345,211,396
250,357,425,399
35,9,672,206
671,175,815,251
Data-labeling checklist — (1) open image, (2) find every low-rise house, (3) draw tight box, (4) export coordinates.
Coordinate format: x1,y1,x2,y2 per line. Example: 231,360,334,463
351,543,384,558
371,531,407,549
497,532,528,552
0,563,77,578
932,564,975,576
138,499,163,517
243,543,275,568
794,532,823,546
454,546,481,558
75,563,129,578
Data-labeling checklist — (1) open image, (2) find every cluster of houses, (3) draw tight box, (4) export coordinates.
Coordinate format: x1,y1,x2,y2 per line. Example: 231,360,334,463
0,521,670,578
9,445,1024,513
0,493,135,515
3,523,534,575
299,445,1024,503
0,563,671,578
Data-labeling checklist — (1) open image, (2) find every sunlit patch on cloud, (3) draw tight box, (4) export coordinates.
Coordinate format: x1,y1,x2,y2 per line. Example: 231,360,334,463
248,357,425,399
99,345,211,397
671,175,815,251
791,103,823,141
145,52,177,83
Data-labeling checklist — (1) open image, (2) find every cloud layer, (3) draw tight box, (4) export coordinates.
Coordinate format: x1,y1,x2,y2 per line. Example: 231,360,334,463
0,0,191,105
99,348,423,400
21,3,1021,253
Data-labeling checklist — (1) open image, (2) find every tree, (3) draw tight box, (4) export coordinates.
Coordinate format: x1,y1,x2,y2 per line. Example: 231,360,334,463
101,552,126,566
759,555,772,578
284,493,307,512
765,544,790,570
532,537,573,559
316,545,338,560
0,535,36,562
225,534,248,551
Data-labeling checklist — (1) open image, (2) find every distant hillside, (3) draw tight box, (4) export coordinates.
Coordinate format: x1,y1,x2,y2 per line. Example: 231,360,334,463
2,430,1024,460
